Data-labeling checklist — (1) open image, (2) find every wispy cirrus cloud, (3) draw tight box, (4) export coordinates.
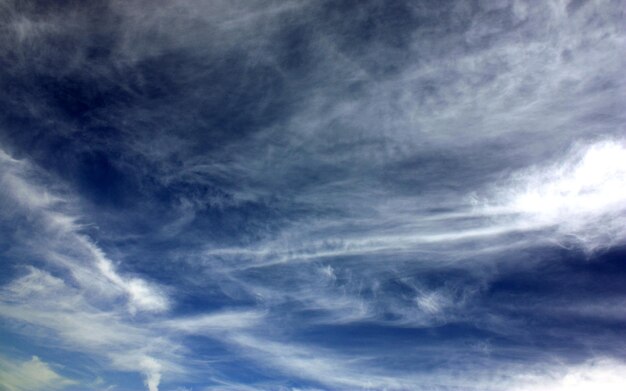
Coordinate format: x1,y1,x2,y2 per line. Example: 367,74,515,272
1,0,625,390
0,147,263,390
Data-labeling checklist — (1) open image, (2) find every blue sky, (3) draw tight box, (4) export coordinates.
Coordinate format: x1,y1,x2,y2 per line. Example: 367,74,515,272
1,1,625,390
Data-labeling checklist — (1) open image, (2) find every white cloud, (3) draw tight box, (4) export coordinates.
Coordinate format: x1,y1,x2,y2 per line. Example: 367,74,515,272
0,265,183,391
510,359,626,391
205,138,626,274
0,355,76,391
140,356,162,391
0,147,169,315
162,310,263,334
0,149,176,390
415,291,450,315
94,252,169,314
485,139,626,251
226,333,406,390
0,1,624,390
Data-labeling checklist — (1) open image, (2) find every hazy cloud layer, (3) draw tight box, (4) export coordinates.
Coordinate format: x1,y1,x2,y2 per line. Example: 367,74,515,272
1,1,625,390
0,355,76,391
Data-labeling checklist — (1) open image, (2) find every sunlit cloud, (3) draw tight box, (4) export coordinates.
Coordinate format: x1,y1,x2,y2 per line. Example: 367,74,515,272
484,139,626,251
0,0,625,390
511,359,626,391
0,355,77,391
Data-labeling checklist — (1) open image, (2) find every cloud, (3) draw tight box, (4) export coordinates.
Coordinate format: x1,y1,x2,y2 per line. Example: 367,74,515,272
0,146,169,314
0,266,181,391
510,359,626,391
0,149,178,389
0,1,625,390
0,355,76,391
226,333,412,390
139,356,162,391
224,332,626,391
162,310,264,334
94,249,169,314
202,137,626,277
482,139,626,251
0,151,267,390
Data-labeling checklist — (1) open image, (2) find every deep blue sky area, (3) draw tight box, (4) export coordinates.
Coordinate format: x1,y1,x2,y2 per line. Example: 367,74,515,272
1,1,625,390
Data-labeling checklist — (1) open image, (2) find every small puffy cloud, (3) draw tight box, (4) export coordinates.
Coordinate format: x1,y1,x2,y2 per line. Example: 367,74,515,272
415,291,450,315
0,355,76,391
139,356,162,391
126,278,170,314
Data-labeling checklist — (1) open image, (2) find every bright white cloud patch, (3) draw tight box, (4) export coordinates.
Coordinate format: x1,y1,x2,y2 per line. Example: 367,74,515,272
511,359,626,391
487,139,626,250
96,256,169,314
140,356,162,391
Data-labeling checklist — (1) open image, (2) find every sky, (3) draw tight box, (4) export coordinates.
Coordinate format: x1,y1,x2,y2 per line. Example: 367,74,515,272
0,0,625,390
